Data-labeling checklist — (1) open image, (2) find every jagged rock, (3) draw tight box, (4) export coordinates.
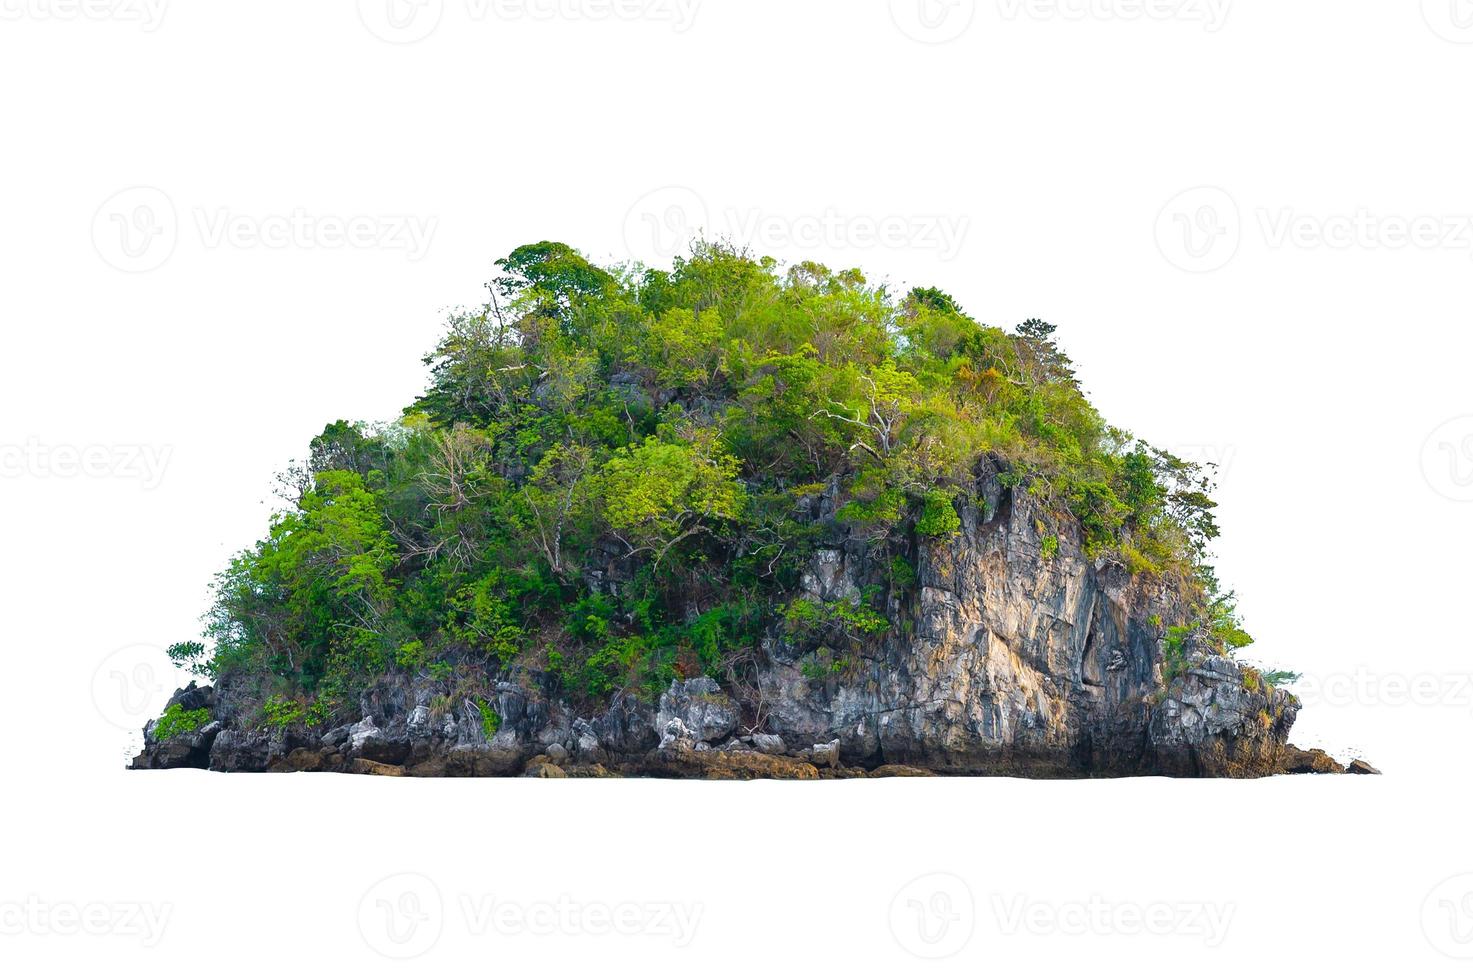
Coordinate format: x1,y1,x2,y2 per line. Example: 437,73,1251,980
128,684,220,770
749,733,786,755
347,717,380,752
1347,759,1381,775
524,759,568,778
171,682,214,712
406,705,432,739
571,718,603,761
133,459,1353,779
656,678,737,743
657,717,695,753
802,548,860,601
131,720,218,770
208,729,271,772
810,739,840,769
1279,746,1347,775
589,692,657,755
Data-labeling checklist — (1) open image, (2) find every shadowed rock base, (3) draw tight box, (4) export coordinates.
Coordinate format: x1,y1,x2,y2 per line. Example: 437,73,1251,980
131,681,1367,779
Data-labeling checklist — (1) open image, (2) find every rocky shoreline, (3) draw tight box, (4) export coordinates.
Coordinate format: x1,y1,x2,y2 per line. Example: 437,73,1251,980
132,466,1377,780
132,675,1375,779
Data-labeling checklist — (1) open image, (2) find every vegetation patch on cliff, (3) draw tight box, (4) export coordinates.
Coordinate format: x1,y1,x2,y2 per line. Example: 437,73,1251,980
180,241,1255,722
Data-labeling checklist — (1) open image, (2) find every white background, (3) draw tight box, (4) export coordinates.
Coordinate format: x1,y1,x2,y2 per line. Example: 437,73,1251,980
2,0,1471,974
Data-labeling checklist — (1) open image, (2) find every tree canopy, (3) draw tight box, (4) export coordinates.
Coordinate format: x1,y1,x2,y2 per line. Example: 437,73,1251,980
192,241,1246,720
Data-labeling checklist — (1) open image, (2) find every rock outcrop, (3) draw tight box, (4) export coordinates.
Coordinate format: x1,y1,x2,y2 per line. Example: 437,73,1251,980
131,464,1360,779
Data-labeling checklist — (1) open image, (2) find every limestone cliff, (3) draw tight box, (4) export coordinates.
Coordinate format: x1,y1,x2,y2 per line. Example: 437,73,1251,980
132,461,1358,779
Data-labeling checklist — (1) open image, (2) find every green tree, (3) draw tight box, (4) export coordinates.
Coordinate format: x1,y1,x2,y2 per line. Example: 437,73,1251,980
599,431,746,568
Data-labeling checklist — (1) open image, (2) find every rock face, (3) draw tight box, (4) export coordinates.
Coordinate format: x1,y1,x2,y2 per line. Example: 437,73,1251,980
131,464,1356,779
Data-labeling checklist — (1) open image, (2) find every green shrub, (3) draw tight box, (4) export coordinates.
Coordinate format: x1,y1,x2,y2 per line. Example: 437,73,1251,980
154,702,210,741
261,695,304,730
395,640,427,670
916,489,962,538
1160,625,1193,684
799,647,853,680
179,241,1257,713
474,697,501,739
783,596,888,644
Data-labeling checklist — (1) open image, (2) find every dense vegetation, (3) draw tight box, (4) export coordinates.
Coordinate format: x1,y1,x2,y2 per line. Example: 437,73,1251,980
175,242,1257,723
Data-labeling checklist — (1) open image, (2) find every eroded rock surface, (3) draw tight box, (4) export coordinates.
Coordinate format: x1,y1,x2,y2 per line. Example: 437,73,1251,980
131,466,1361,779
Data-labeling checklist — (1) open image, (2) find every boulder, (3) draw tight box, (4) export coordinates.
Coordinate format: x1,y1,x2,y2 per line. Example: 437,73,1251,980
524,759,568,778
656,678,737,743
349,758,405,777
749,733,786,755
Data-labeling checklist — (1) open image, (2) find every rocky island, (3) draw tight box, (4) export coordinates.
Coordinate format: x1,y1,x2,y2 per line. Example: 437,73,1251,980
132,242,1367,778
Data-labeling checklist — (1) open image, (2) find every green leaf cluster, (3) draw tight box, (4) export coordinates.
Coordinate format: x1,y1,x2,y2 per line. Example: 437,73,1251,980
153,702,210,741
188,241,1242,719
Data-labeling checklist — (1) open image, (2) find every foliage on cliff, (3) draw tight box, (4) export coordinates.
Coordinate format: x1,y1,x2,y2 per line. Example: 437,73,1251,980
191,241,1245,718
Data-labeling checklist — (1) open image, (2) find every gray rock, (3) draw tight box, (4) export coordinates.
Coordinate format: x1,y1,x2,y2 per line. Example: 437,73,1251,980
347,717,380,752
208,728,271,773
134,457,1339,779
749,733,786,755
656,678,737,743
657,717,694,753
571,718,602,761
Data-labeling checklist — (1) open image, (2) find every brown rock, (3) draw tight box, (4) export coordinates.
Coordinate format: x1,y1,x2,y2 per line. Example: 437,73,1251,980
563,764,622,778
348,758,406,777
268,748,324,773
641,748,820,780
869,764,937,778
524,760,568,778
1279,746,1346,775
